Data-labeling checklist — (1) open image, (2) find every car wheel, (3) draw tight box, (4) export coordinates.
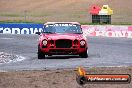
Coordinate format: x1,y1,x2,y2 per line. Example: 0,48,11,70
79,50,88,58
38,46,45,59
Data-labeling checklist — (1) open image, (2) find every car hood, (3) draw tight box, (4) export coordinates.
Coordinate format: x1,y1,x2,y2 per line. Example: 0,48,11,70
42,33,85,40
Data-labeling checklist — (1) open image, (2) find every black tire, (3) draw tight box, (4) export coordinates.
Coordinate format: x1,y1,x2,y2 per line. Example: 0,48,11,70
79,50,88,58
38,46,45,59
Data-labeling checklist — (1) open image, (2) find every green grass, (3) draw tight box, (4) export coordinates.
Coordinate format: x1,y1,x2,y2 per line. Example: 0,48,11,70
0,13,22,17
0,20,36,23
0,20,132,25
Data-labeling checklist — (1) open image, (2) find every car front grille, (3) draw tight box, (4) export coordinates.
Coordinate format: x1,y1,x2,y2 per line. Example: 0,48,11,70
49,49,78,54
55,39,72,48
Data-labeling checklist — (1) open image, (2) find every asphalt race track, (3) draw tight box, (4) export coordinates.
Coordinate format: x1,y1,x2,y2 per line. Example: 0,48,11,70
0,34,132,71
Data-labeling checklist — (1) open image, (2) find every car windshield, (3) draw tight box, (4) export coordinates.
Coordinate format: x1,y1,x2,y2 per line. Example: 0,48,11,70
43,23,82,34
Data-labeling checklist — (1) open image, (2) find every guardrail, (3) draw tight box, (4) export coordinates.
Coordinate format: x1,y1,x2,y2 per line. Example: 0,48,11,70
0,23,132,38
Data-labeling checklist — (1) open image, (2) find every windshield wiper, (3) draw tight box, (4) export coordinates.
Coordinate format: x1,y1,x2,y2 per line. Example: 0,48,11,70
73,32,83,34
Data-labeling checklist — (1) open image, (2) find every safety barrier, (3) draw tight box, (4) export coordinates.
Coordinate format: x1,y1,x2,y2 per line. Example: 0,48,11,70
0,23,132,38
82,25,132,38
0,23,43,34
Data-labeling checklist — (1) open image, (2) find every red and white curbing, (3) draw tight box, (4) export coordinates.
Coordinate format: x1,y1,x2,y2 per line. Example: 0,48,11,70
81,25,132,38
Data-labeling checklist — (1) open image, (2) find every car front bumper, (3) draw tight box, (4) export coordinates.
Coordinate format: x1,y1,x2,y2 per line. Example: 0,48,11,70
41,48,87,55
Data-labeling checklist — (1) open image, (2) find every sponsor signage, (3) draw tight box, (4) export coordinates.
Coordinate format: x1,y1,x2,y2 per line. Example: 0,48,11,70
0,23,43,34
82,25,132,38
0,23,132,38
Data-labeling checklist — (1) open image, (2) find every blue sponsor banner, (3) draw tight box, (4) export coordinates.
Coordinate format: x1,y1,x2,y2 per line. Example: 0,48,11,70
0,23,43,34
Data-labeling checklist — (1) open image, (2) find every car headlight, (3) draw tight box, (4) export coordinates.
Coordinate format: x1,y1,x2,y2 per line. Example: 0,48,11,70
42,40,48,46
80,40,85,46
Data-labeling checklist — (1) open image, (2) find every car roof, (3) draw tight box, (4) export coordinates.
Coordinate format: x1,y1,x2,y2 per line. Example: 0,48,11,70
44,22,80,25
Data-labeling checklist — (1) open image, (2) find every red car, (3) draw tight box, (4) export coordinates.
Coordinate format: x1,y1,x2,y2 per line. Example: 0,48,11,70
36,22,88,59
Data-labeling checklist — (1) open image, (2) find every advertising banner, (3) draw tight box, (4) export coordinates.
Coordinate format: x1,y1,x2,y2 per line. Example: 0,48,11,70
0,23,43,34
0,23,132,38
82,25,132,38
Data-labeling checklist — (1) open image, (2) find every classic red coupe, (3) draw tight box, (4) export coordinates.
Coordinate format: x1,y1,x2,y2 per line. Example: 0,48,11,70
36,22,88,59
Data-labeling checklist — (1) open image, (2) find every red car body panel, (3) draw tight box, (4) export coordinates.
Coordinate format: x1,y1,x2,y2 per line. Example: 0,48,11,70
38,22,88,55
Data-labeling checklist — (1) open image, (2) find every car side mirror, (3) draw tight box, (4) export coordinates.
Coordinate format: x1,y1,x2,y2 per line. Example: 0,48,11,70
35,32,41,35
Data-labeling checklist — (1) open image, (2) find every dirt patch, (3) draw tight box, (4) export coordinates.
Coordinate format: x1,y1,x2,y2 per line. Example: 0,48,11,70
0,67,131,88
0,0,132,23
